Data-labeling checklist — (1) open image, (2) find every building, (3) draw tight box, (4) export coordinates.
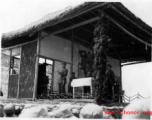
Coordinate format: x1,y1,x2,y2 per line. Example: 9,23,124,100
1,2,151,99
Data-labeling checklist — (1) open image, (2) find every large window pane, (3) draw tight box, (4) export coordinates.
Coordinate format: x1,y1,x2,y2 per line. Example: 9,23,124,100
10,47,21,75
12,47,20,56
46,65,52,74
46,59,53,65
39,58,45,64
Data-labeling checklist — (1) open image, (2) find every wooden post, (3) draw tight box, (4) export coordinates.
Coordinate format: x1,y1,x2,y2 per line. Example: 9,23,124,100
17,47,22,98
82,86,84,98
71,29,74,73
73,87,75,99
7,49,12,98
77,43,80,78
119,59,123,102
2,40,37,51
33,31,40,100
90,85,92,98
51,60,55,94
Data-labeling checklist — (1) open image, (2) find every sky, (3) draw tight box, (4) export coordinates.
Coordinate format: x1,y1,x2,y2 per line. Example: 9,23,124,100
0,0,152,35
0,0,152,99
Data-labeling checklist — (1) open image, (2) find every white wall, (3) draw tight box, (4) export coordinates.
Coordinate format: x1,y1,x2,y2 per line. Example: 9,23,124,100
40,35,71,63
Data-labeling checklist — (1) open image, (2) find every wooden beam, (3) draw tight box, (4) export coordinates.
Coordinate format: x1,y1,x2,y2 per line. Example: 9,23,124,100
106,15,152,47
80,27,93,34
39,55,72,65
56,25,72,35
121,60,146,66
74,35,90,44
2,40,37,51
111,6,151,36
78,16,95,26
43,18,91,46
45,28,90,45
108,49,145,56
41,17,99,39
60,16,94,34
38,3,109,37
109,21,148,41
56,25,92,43
53,17,99,35
43,2,109,30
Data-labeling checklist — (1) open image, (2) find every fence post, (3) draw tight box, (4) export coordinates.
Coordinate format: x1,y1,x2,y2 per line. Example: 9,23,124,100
73,87,75,99
137,92,139,100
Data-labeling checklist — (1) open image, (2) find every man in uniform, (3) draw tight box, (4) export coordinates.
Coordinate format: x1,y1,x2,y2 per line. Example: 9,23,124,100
106,64,115,100
0,88,3,96
57,62,68,94
68,72,77,93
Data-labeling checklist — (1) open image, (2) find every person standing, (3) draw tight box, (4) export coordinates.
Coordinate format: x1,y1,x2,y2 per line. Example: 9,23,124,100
0,88,3,96
57,62,68,94
68,72,77,93
42,72,49,94
106,64,115,100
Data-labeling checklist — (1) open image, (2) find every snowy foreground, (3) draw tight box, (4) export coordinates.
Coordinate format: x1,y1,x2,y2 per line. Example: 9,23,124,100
0,99,150,119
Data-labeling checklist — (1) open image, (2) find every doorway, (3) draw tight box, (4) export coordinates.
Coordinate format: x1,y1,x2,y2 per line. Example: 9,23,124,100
37,57,54,97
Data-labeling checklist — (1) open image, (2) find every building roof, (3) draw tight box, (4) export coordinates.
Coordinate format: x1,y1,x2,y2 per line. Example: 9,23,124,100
1,2,152,63
2,2,104,42
2,2,151,43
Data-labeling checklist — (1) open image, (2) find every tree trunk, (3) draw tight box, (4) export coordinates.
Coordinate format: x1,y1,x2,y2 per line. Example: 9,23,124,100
93,11,111,105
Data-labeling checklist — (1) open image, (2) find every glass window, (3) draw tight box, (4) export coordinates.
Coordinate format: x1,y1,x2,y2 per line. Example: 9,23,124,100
10,47,21,75
38,57,53,93
46,59,53,65
46,65,52,74
39,58,45,64
1,49,10,56
12,47,20,56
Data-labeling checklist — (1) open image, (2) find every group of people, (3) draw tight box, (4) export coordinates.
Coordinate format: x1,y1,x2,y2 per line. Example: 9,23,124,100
57,62,76,94
57,62,116,99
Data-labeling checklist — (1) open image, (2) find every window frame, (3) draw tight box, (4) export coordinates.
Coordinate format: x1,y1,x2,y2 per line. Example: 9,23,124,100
9,47,21,75
39,57,54,92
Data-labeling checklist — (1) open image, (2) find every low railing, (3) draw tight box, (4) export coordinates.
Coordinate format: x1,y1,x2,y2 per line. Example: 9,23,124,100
37,92,150,103
37,93,94,99
122,93,150,103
